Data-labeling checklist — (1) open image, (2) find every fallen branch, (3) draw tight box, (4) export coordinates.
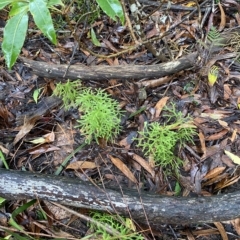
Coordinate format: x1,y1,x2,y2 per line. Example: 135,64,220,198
20,51,238,82
20,53,197,81
1,168,240,227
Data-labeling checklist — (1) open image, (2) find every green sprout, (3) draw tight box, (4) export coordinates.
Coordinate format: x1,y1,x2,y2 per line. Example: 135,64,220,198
136,104,196,171
76,88,122,143
90,212,144,240
53,80,122,144
53,79,82,110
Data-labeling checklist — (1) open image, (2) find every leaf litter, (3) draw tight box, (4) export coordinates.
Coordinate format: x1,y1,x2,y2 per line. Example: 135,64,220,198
1,0,240,238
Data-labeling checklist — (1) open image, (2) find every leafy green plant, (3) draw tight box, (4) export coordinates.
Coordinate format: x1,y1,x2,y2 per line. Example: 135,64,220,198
136,104,196,170
96,0,125,25
53,80,122,144
90,212,144,240
207,26,224,46
75,88,122,143
53,79,82,110
1,0,63,69
1,0,124,69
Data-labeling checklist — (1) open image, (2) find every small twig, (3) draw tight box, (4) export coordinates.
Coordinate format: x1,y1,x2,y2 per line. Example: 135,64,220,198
121,0,139,44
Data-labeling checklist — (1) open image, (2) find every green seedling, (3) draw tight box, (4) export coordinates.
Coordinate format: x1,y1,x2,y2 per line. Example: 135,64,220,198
53,80,122,144
76,88,122,143
33,87,43,103
53,79,82,110
136,104,196,171
90,212,144,240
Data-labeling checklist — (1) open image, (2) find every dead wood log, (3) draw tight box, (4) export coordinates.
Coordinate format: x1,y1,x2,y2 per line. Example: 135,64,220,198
0,168,239,227
20,51,238,82
20,53,198,81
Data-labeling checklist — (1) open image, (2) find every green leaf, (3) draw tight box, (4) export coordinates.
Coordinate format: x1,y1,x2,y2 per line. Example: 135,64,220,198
9,200,37,231
2,12,28,69
91,28,101,46
0,150,9,169
9,2,29,17
12,199,37,218
33,88,42,103
0,197,6,205
174,182,181,196
29,0,57,44
96,0,125,25
47,0,64,7
0,0,15,10
9,218,24,231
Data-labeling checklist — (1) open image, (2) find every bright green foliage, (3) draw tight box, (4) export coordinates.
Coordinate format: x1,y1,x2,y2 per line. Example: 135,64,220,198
136,104,196,170
0,150,9,169
2,12,29,69
90,212,144,240
53,80,82,110
1,0,124,69
174,182,181,196
29,0,57,44
9,199,37,231
96,0,125,25
76,88,122,143
53,80,122,144
137,122,180,168
1,0,63,69
91,28,101,46
0,1,14,10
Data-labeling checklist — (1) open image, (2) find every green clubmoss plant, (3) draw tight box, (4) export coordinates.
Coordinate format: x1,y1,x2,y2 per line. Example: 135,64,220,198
136,104,196,170
53,79,82,110
89,212,144,240
53,80,122,144
75,88,122,144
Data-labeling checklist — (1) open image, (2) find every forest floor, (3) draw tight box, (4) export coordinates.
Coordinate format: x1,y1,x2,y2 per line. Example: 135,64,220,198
1,0,240,239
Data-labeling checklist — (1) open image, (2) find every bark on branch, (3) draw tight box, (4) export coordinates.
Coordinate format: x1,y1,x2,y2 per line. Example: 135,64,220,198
0,168,239,227
20,53,197,81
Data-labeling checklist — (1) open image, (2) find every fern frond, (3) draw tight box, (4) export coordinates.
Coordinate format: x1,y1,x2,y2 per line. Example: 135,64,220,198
207,27,224,46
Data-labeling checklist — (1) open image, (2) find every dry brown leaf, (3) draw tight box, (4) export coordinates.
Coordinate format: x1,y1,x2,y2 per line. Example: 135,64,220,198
230,129,237,142
44,132,55,143
213,222,228,240
109,155,138,184
223,84,232,100
181,228,220,236
29,145,60,155
128,153,155,178
198,131,206,156
218,3,226,31
203,167,226,180
201,112,225,119
183,229,195,240
66,161,97,170
202,173,228,187
136,76,172,88
218,120,228,128
230,218,240,235
205,129,228,141
14,116,40,145
154,96,169,118
215,175,240,190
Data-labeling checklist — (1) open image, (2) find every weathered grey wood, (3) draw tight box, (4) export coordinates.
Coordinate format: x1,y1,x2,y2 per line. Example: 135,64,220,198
0,168,239,226
20,53,198,81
